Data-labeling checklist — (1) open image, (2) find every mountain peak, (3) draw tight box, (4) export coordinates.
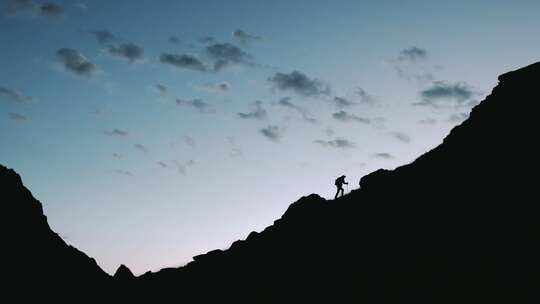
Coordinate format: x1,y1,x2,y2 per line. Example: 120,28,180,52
113,264,135,280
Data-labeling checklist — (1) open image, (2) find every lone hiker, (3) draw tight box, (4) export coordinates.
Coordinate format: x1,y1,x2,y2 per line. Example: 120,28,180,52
334,175,348,199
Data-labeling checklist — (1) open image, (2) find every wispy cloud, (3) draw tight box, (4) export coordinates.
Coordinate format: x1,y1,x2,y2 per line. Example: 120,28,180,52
89,30,120,45
155,84,168,95
232,29,262,45
104,129,128,136
332,110,370,123
313,138,355,149
172,159,196,175
176,98,215,113
391,132,411,143
238,100,267,120
373,153,393,159
6,0,64,18
134,143,148,153
0,87,31,103
355,88,377,106
277,97,317,123
196,81,230,93
387,46,435,82
260,125,282,141
9,112,28,122
331,96,356,108
113,169,133,176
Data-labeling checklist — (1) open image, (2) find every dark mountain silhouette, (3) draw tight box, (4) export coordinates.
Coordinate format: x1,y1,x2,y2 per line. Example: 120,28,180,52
1,164,111,300
3,62,540,302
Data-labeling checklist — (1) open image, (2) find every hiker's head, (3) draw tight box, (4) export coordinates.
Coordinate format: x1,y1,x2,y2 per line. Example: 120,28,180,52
341,175,346,178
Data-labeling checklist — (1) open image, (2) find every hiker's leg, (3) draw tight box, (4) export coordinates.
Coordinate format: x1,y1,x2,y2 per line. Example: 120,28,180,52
339,188,344,197
334,187,339,199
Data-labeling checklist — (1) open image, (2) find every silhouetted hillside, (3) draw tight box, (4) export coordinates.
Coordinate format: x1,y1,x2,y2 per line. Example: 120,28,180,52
4,62,540,303
133,62,540,302
1,165,111,300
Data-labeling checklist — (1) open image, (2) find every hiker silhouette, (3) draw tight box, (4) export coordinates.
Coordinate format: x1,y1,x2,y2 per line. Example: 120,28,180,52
334,175,348,199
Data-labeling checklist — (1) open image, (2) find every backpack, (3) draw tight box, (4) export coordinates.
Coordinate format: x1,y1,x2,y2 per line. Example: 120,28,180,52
335,177,341,186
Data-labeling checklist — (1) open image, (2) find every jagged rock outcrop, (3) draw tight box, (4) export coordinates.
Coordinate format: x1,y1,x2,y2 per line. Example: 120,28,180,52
4,62,540,303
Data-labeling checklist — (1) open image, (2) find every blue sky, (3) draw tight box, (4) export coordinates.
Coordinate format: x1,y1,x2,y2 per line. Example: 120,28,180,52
1,0,539,275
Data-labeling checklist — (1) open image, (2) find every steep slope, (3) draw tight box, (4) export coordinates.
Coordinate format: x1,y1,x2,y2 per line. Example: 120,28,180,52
131,62,540,303
1,165,111,300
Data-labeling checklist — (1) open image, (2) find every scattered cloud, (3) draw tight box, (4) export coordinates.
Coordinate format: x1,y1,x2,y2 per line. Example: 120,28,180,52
198,81,230,93
107,43,144,63
90,30,120,45
172,159,196,175
206,42,252,71
168,36,181,45
332,110,370,123
160,53,208,72
268,70,330,97
397,46,428,63
155,84,168,94
373,153,393,159
113,169,133,176
56,48,97,77
9,112,27,122
112,153,122,159
391,132,411,143
198,36,215,44
104,129,128,136
415,81,476,107
176,98,215,113
134,143,148,153
313,138,355,149
355,88,377,105
232,29,262,45
39,2,63,17
259,125,281,141
388,47,435,82
6,0,63,17
157,161,168,168
0,87,31,103
277,97,317,123
332,96,356,108
238,100,267,120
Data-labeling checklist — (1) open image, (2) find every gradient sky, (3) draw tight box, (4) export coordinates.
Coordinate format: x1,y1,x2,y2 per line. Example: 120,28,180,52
1,0,539,275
